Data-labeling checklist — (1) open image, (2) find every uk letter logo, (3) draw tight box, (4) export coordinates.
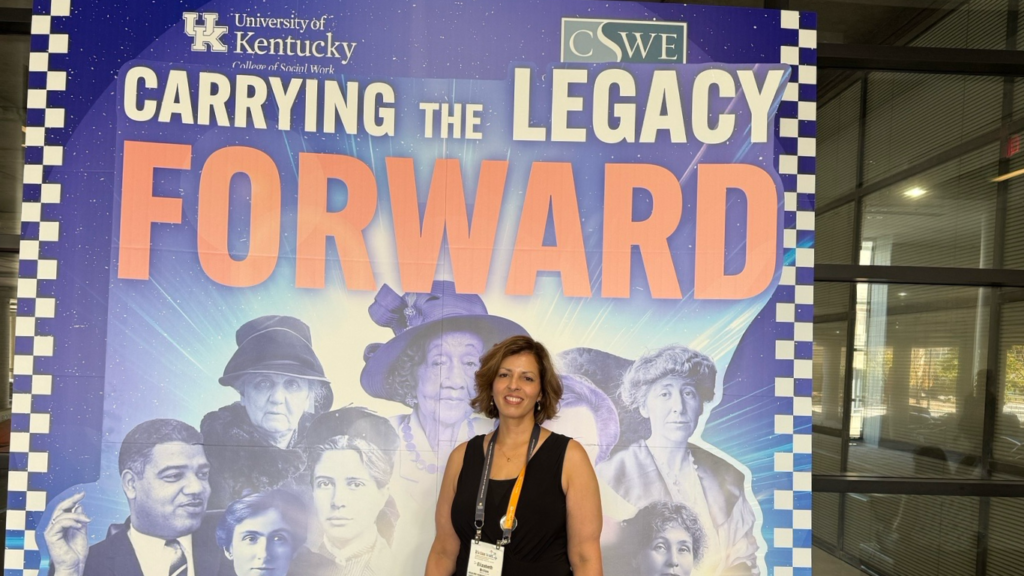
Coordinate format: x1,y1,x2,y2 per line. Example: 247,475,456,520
183,12,229,53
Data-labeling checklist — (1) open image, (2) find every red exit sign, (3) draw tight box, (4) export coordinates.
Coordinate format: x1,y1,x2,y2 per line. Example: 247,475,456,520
1008,134,1021,158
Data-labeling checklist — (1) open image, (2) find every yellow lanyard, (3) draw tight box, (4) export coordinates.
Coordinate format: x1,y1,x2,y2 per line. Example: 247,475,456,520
474,424,541,545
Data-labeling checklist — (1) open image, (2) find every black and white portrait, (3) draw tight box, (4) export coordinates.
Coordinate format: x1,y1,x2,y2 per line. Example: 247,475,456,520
201,315,334,508
44,419,225,576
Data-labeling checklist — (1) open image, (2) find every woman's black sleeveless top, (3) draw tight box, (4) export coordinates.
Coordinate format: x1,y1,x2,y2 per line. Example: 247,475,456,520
451,432,572,576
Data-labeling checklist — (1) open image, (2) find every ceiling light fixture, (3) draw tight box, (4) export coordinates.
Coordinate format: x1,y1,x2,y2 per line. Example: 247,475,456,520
992,167,1024,183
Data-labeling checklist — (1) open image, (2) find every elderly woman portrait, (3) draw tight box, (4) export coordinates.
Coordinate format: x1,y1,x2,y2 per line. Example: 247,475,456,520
216,490,331,576
360,280,526,476
302,407,400,576
201,315,333,509
597,344,761,576
606,501,708,576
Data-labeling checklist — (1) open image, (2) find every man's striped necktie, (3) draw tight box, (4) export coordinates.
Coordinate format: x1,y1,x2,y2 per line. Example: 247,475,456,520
166,539,188,576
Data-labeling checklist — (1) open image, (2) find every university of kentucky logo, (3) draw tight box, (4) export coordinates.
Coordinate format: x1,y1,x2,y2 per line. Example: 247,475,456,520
183,12,229,52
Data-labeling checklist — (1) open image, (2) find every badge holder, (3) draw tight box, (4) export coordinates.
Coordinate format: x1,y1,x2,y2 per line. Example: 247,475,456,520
466,425,540,576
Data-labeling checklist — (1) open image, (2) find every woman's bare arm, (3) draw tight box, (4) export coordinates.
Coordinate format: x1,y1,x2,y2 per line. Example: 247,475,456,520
425,442,467,576
563,440,604,576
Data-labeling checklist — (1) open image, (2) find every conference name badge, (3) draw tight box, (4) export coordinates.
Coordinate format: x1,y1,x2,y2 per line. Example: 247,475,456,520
467,540,504,576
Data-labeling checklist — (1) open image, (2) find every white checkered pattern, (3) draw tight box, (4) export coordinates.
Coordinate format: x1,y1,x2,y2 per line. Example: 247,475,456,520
774,9,815,576
7,1,70,574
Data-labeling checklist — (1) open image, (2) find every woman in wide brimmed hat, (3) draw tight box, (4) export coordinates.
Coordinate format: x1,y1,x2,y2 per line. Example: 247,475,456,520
361,280,527,477
301,406,400,576
201,315,334,509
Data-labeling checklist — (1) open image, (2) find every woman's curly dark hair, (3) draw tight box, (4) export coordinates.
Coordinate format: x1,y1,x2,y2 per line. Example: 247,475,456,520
621,501,707,566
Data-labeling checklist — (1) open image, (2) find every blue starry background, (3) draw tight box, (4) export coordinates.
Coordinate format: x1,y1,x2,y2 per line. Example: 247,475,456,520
12,0,813,574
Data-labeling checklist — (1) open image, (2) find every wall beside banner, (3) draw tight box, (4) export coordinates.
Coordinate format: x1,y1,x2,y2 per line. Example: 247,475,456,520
6,1,815,575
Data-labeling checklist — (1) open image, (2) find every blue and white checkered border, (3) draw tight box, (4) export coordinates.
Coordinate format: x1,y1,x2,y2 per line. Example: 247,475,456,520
773,9,814,576
6,1,70,575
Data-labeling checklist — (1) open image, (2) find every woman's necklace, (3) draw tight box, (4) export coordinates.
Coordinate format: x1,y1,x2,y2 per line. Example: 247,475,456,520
498,444,514,463
401,414,476,474
496,438,528,463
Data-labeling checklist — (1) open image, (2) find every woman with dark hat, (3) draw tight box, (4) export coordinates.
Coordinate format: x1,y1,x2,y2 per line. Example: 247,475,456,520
301,406,401,576
201,315,333,509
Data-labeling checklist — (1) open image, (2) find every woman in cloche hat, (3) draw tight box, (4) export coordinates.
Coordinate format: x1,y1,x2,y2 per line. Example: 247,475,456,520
201,315,334,509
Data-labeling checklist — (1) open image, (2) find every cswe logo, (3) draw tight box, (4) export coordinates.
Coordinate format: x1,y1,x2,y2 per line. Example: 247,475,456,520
183,12,229,53
561,18,687,64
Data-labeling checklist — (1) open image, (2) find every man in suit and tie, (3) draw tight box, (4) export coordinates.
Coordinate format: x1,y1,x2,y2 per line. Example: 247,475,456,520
45,419,224,576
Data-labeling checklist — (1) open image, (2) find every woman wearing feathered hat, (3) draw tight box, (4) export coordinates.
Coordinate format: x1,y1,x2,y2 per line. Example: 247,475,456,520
201,315,334,509
361,280,527,478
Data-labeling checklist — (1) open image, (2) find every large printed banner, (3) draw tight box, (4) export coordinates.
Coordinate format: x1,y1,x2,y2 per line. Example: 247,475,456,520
7,1,816,575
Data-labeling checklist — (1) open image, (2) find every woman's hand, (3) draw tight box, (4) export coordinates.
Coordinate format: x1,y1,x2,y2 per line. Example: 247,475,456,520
563,440,604,576
424,442,467,576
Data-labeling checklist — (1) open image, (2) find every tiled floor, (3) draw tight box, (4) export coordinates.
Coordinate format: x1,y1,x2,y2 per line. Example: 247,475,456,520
814,546,865,575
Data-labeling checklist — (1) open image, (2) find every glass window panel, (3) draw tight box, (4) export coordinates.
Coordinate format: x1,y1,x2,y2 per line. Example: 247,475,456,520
995,300,1024,469
814,431,843,474
843,494,979,576
999,153,1024,269
814,321,847,430
860,145,998,269
847,284,990,478
862,75,1003,186
787,0,1007,47
817,81,861,207
816,282,851,317
909,0,1008,50
1015,4,1024,119
815,283,850,431
988,497,1024,576
813,493,841,549
817,203,855,265
1014,77,1024,120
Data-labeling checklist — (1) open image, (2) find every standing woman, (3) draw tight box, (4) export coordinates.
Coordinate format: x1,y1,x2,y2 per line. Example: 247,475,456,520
425,336,603,576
